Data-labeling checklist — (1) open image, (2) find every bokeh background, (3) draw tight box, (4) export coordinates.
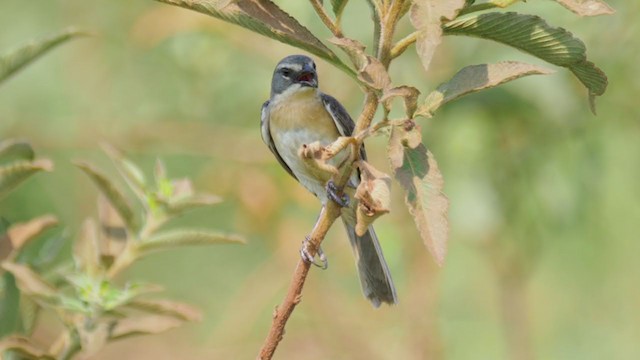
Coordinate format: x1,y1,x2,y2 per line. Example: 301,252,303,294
1,1,638,359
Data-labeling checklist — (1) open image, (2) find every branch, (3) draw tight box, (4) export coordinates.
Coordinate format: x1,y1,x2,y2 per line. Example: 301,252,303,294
391,31,418,60
309,0,343,37
376,0,406,67
257,93,378,360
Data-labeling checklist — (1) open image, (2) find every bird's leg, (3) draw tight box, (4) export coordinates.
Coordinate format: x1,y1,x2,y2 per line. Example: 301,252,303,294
300,236,328,269
326,179,350,207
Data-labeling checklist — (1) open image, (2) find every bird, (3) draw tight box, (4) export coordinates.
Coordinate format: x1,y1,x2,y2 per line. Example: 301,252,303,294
261,54,397,307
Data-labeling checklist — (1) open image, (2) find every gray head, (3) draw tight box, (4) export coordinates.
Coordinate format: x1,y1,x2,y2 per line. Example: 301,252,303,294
270,55,318,97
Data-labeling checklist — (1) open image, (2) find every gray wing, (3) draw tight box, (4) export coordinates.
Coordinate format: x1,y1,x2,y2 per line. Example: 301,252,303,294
261,100,298,181
320,93,367,161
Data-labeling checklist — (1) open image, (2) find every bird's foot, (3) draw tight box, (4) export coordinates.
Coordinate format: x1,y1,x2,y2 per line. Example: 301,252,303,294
300,236,328,269
326,180,349,207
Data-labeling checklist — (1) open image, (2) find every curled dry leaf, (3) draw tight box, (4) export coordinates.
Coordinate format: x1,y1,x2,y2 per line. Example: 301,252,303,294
410,0,466,73
299,141,339,176
388,123,449,266
417,61,553,117
552,0,614,16
328,37,391,90
354,161,392,236
381,86,421,118
7,214,58,252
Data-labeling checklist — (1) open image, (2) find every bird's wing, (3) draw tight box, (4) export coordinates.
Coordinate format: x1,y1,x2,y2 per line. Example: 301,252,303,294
261,100,298,181
320,93,367,161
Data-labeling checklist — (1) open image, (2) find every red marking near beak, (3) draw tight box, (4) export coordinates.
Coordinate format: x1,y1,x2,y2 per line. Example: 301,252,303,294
297,73,314,83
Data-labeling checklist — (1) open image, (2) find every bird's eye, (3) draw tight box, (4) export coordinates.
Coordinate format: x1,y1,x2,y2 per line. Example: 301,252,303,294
312,62,316,70
281,69,292,77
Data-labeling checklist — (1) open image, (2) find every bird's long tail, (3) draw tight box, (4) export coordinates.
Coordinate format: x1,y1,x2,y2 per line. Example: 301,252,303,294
341,216,397,307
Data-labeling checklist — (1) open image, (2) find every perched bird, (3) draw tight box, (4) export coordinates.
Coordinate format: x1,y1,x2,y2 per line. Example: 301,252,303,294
261,54,397,307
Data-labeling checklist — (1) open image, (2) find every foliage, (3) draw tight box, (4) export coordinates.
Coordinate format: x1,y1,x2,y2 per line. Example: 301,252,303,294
0,140,243,359
155,0,609,268
149,0,612,358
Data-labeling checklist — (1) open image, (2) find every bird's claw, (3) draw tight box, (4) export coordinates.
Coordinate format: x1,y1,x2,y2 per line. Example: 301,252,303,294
300,236,328,270
326,180,349,207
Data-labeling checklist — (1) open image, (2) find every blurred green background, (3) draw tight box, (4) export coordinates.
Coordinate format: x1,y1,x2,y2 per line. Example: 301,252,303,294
1,1,638,359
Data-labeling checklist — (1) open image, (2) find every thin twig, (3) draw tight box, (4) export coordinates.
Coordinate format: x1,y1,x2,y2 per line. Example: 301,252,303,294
376,0,405,67
309,0,342,37
391,31,419,60
257,93,378,360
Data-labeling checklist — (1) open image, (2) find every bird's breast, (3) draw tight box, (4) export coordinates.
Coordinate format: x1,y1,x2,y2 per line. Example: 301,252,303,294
268,89,347,200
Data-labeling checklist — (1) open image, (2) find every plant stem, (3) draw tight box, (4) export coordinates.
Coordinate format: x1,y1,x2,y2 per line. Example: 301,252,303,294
309,0,342,37
391,31,418,60
377,0,405,67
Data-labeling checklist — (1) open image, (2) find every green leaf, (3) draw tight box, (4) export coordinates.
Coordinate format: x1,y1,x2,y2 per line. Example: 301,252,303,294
0,273,22,337
388,123,449,266
410,0,466,72
154,0,354,76
125,299,202,322
330,0,349,18
551,0,614,16
102,144,147,202
0,140,34,165
0,159,53,200
74,161,138,232
138,229,245,255
417,61,553,117
443,12,608,111
0,27,85,85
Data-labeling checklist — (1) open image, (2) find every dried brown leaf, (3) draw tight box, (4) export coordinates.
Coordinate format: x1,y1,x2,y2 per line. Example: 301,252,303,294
410,0,466,72
388,125,449,265
552,0,614,16
381,86,421,118
328,37,391,90
299,141,339,176
354,161,392,236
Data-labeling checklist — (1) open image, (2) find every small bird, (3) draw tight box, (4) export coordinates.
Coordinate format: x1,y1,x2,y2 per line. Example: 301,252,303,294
261,54,397,307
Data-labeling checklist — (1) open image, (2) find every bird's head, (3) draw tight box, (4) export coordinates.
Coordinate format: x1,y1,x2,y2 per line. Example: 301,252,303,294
270,55,318,97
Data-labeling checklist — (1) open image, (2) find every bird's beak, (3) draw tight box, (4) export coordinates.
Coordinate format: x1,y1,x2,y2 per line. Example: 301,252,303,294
296,64,317,88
